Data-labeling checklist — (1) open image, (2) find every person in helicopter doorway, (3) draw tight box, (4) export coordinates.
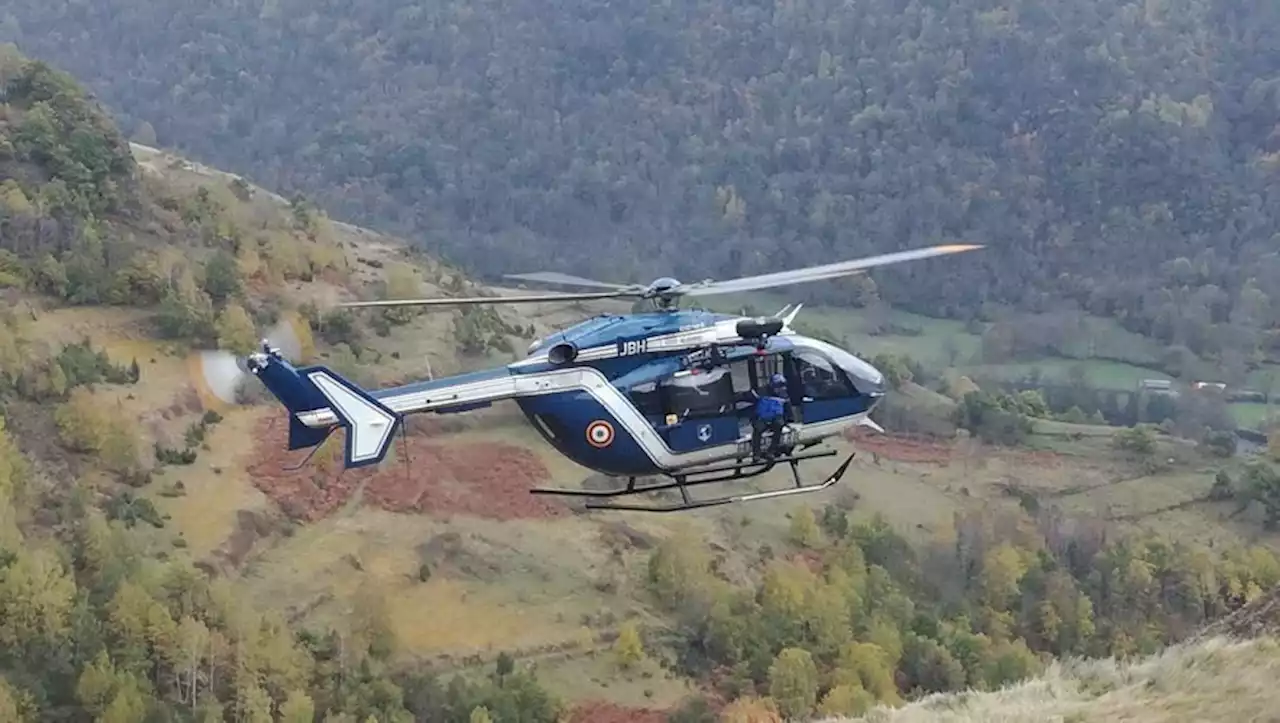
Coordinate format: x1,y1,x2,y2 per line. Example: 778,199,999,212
748,373,792,460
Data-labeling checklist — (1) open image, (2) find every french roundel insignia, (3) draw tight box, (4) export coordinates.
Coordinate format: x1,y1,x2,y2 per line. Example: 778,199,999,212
586,420,615,448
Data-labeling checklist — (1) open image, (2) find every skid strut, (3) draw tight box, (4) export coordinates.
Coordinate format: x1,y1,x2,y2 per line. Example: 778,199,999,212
530,450,855,513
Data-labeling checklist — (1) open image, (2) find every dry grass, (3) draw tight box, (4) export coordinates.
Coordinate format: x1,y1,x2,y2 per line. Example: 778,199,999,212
821,636,1280,723
234,506,643,660
147,407,274,557
52,143,1275,716
535,653,697,710
16,302,274,558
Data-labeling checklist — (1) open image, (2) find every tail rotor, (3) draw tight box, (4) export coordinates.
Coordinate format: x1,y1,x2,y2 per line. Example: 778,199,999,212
191,312,309,406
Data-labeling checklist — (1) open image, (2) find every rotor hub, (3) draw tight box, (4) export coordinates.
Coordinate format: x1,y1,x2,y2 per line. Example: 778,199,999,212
644,277,681,297
247,339,279,373
246,352,270,374
640,277,683,310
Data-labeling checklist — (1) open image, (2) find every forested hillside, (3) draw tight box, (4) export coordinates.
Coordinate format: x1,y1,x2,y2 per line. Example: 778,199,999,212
0,48,568,722
3,0,1280,337
7,44,1280,723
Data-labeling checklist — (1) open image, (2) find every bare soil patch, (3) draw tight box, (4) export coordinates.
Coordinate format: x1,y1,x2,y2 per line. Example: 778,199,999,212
1010,448,1067,469
846,428,955,464
246,416,567,521
563,702,670,723
847,428,1067,470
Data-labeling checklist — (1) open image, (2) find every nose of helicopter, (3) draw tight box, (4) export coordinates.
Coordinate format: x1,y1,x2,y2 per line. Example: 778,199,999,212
827,348,887,401
847,359,887,400
798,338,888,405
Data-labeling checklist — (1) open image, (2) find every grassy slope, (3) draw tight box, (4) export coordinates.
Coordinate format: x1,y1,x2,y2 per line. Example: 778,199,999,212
823,583,1280,722
34,143,1280,715
821,635,1280,723
118,143,705,708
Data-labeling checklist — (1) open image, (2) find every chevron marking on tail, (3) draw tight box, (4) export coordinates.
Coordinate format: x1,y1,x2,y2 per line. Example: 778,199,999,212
306,369,402,468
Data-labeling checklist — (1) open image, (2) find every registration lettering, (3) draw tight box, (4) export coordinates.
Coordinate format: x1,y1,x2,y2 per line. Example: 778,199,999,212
619,339,648,356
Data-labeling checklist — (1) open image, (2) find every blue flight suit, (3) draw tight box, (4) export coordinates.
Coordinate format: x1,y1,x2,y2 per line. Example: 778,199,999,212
750,384,790,459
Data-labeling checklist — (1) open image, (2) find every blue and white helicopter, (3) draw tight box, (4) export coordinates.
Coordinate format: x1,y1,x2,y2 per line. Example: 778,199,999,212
209,244,981,512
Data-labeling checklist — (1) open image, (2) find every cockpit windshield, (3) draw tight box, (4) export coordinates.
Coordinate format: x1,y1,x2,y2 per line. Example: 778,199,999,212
793,338,885,395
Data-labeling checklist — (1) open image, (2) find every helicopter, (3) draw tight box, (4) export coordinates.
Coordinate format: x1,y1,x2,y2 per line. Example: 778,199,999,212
201,243,982,512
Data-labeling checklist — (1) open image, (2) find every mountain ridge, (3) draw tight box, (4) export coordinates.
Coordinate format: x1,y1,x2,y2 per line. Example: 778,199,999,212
6,45,1280,723
4,1,1280,325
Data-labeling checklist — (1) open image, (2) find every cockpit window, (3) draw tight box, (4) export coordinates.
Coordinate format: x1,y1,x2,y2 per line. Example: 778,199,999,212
801,338,885,393
793,350,855,400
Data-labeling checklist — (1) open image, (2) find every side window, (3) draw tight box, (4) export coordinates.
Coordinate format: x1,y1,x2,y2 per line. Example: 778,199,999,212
745,354,784,391
728,359,753,394
793,351,853,400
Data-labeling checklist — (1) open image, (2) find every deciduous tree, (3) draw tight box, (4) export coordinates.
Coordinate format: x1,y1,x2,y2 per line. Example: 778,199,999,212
614,620,645,670
279,690,315,723
788,506,821,549
816,683,875,718
55,387,110,453
718,696,781,723
767,647,818,720
0,546,76,656
215,302,257,357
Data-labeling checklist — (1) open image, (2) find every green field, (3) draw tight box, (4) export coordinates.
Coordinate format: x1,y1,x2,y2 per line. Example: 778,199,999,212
1248,365,1280,393
1232,403,1279,431
703,292,1166,385
960,359,1167,388
699,291,1276,431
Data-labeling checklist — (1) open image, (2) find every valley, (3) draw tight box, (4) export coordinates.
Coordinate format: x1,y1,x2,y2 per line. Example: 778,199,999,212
23,142,1280,718
2,44,1280,723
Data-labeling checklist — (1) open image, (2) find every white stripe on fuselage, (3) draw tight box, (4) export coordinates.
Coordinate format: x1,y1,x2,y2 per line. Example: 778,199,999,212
293,366,866,471
511,316,782,369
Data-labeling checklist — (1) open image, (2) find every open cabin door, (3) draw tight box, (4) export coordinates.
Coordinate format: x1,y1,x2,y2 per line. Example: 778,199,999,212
742,351,804,423
647,364,742,452
626,349,807,453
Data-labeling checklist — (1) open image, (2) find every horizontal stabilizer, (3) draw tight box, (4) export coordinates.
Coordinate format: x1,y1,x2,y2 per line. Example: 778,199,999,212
305,368,403,468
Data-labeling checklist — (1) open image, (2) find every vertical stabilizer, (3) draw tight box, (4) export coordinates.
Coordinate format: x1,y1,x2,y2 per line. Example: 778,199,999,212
304,368,403,468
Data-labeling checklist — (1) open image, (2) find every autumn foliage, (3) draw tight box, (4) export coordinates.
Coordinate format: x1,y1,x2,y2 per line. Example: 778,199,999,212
649,503,1280,719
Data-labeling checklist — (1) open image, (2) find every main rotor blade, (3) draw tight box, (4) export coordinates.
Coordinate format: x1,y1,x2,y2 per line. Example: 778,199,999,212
678,243,984,297
337,290,640,309
264,314,306,363
502,271,636,291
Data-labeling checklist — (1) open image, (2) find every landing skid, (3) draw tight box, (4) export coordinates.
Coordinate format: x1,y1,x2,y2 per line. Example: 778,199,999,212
530,449,855,513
